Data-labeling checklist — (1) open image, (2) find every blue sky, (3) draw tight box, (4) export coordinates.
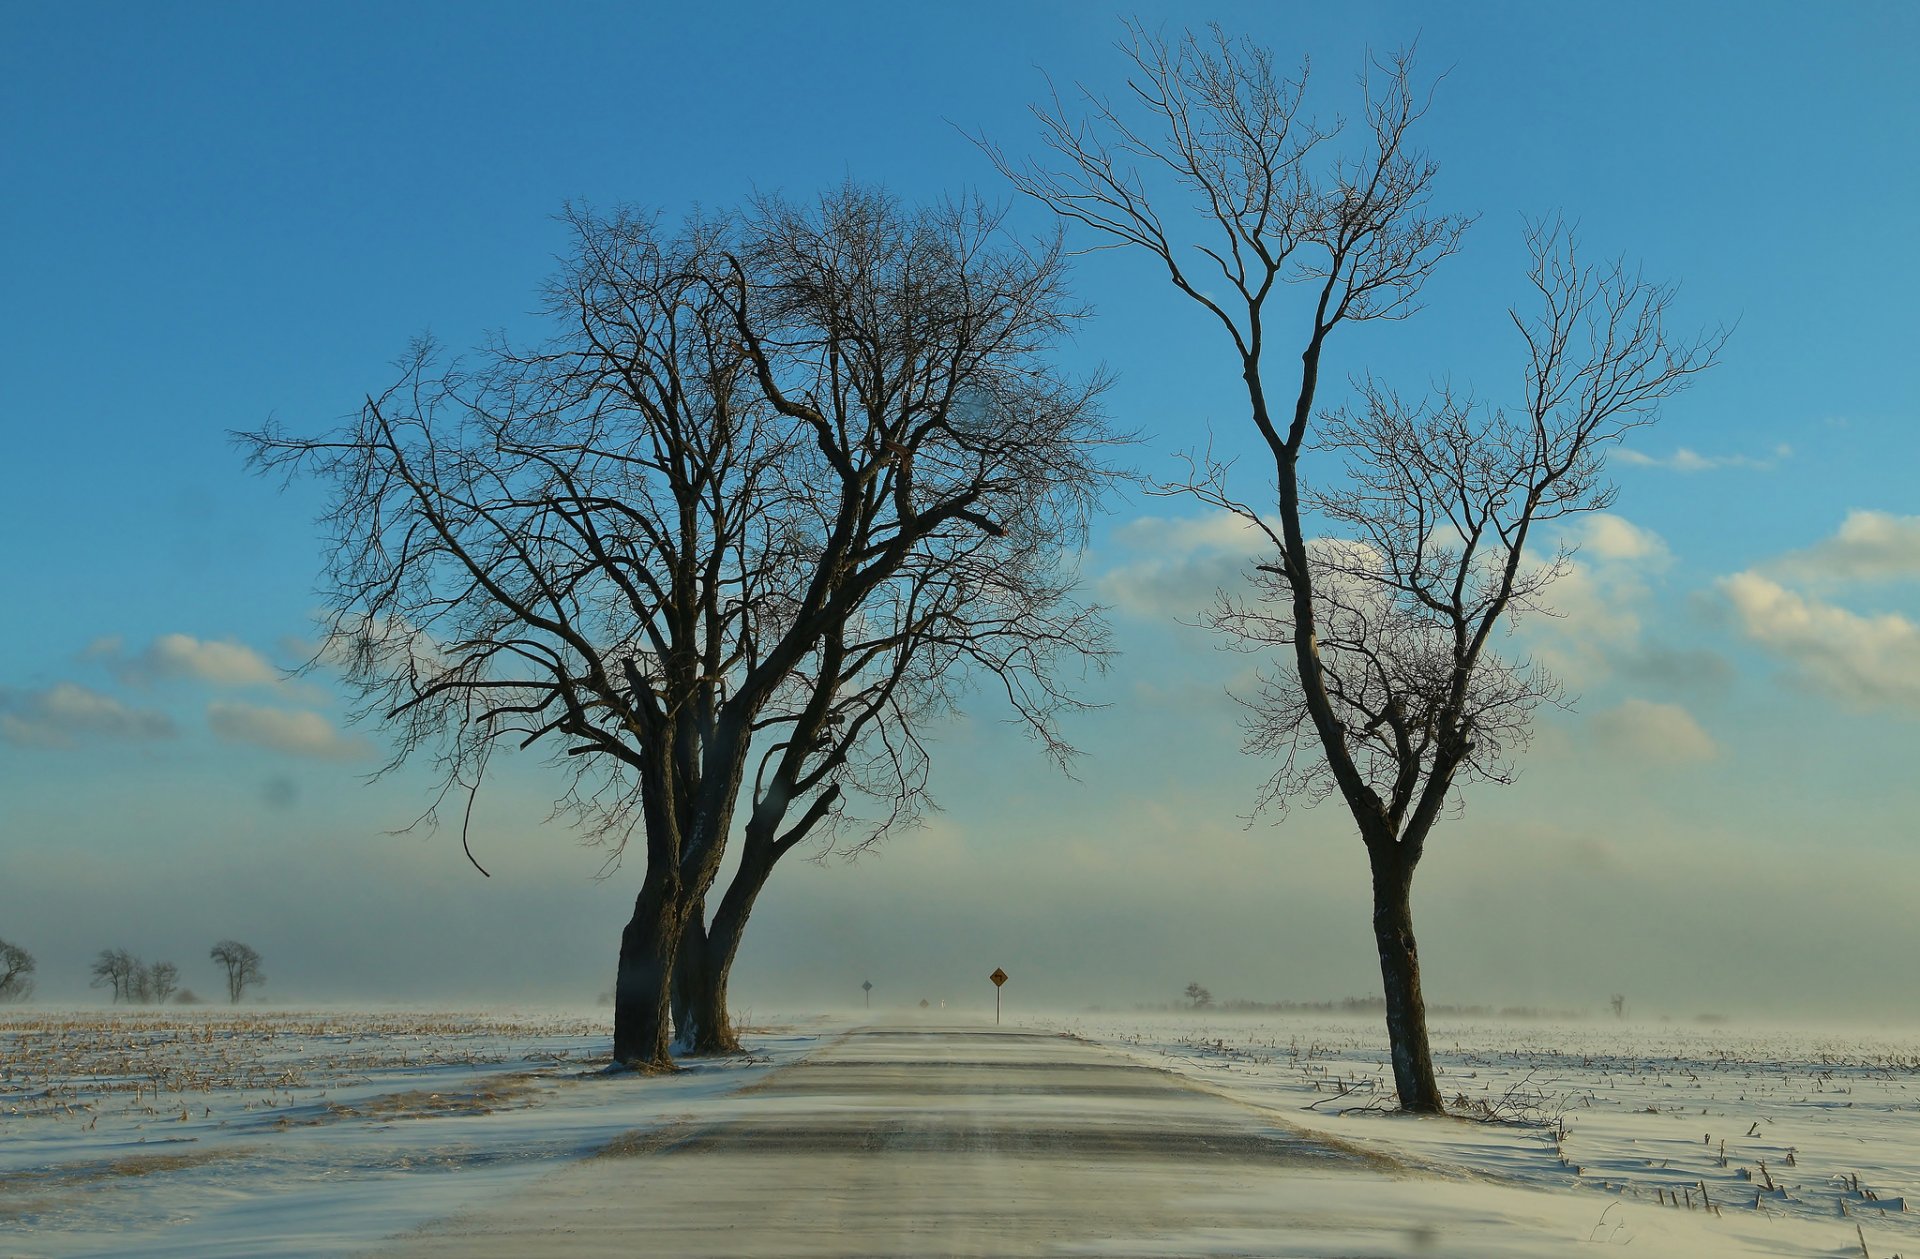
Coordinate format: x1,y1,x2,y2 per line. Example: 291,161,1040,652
2,2,1916,1019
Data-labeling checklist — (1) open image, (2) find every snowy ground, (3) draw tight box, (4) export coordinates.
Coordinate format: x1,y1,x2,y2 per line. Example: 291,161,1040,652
1040,1011,1920,1258
5,1007,1918,1257
0,1008,824,1257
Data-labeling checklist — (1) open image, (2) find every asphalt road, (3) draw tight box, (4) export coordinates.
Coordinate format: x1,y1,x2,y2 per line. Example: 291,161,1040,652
376,1022,1495,1258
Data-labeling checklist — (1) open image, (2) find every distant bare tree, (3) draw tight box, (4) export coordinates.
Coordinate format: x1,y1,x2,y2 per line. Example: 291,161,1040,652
1184,981,1212,1009
209,940,265,1004
145,961,179,1005
1610,993,1627,1020
90,948,139,1004
0,939,33,1002
240,184,1120,1069
995,23,1719,1112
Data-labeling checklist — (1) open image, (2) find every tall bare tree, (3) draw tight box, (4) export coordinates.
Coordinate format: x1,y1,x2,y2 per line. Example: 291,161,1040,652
993,24,1718,1111
241,184,1117,1068
210,940,265,1004
0,939,32,1002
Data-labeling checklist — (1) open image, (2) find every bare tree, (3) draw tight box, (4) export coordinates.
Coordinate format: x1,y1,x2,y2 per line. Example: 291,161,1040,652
90,948,138,1004
145,960,180,1005
240,184,1119,1069
1184,981,1212,1009
994,24,1718,1111
1610,992,1627,1020
209,940,265,1004
0,939,33,1002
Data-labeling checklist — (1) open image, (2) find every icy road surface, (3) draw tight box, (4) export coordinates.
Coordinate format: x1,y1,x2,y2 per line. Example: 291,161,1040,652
381,1023,1851,1258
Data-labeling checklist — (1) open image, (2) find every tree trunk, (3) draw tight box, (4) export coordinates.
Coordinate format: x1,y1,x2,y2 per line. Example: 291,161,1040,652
670,906,738,1054
674,924,743,1056
611,874,681,1071
674,848,773,1056
1370,850,1445,1114
669,902,698,1042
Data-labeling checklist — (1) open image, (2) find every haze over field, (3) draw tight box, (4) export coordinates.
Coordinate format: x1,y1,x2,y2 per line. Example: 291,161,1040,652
2,1,1917,1027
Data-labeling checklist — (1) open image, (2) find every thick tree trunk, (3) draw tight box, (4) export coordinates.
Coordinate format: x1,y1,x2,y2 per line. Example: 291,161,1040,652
1370,851,1445,1114
611,874,681,1071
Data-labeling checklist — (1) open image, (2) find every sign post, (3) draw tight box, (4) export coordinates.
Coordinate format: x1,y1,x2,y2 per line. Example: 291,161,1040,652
862,979,873,1009
990,967,1008,1025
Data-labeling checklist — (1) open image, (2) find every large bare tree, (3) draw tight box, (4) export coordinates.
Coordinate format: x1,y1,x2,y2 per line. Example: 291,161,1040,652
993,25,1718,1111
242,184,1117,1069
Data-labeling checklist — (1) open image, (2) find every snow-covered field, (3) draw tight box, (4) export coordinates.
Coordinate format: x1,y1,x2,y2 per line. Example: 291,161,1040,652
5,1007,1918,1257
1042,1011,1920,1257
0,1008,819,1257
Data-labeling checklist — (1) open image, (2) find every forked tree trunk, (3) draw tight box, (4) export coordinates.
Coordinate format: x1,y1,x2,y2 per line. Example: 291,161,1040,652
612,873,682,1071
1370,849,1445,1114
674,926,743,1055
670,909,739,1054
673,848,774,1056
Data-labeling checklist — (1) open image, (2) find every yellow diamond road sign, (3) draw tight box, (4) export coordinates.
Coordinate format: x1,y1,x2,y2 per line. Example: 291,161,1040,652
990,968,1008,987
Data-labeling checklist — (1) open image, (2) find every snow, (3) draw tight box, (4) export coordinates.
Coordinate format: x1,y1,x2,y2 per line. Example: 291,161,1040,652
0,1008,827,1257
6,1007,1919,1257
1035,1010,1920,1257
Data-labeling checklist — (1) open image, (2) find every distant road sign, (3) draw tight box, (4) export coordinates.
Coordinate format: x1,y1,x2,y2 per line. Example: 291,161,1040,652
990,968,1008,987
862,980,873,991
990,967,1008,1024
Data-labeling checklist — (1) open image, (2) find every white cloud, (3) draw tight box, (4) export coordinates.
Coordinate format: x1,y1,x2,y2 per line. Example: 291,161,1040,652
1719,571,1920,714
1101,510,1683,695
0,683,176,747
1767,510,1920,585
206,701,373,760
109,633,284,688
1097,510,1408,621
1590,698,1719,764
1524,515,1672,688
1577,515,1671,564
1095,511,1270,618
1615,443,1792,472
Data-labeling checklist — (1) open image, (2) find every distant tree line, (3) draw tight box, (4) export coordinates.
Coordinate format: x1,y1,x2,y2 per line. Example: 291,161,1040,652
90,941,264,1005
1157,991,1586,1020
90,950,179,1004
0,937,263,1005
